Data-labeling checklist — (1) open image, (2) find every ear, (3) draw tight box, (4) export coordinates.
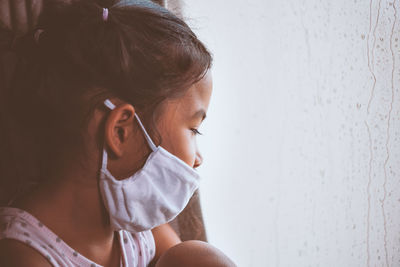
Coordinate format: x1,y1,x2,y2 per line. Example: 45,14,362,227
104,103,136,158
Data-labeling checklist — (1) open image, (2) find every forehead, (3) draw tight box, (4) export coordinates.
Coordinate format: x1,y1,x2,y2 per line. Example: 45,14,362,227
156,71,213,123
180,71,213,111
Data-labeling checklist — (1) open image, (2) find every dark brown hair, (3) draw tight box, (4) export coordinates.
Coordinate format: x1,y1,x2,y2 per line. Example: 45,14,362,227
0,0,212,205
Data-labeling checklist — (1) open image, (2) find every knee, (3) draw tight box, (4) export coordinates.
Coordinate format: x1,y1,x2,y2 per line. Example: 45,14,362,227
155,240,236,267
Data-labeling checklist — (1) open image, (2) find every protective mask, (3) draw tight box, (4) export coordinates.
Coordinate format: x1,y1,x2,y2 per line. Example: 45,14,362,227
99,99,200,233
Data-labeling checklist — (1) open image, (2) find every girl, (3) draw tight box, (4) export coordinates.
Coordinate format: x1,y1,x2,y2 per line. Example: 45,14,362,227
0,0,235,266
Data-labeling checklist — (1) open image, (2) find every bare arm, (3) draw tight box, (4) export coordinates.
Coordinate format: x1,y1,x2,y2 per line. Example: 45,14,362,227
0,239,52,267
149,223,182,266
155,240,237,267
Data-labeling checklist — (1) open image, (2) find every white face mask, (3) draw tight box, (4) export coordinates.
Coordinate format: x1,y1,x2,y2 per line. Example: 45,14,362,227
99,99,200,233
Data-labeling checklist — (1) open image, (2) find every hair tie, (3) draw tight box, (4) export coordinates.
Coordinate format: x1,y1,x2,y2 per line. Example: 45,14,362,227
102,8,109,21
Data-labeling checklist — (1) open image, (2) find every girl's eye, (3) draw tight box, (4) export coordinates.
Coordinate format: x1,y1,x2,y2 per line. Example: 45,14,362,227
191,128,203,135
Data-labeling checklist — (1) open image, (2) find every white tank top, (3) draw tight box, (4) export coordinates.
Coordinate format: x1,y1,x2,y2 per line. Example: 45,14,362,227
0,207,155,267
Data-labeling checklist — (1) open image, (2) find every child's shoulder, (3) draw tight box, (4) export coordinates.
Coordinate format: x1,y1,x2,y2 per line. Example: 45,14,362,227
0,238,52,267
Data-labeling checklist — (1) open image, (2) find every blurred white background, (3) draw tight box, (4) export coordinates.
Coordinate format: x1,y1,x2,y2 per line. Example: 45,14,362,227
182,0,400,266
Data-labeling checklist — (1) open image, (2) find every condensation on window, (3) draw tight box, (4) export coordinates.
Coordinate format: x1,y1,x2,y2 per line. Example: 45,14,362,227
183,0,400,266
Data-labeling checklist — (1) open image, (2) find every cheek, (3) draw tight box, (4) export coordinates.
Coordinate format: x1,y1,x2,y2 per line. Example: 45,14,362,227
161,127,197,167
179,135,197,167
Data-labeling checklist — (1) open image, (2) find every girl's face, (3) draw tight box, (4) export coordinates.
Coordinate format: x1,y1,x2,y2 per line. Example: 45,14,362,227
103,71,213,179
157,71,213,168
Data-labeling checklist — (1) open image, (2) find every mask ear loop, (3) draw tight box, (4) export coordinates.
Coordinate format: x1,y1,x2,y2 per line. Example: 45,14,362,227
133,113,157,152
104,99,116,110
102,99,116,171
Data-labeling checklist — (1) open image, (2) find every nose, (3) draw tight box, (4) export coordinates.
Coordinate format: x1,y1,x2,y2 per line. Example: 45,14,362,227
193,150,203,169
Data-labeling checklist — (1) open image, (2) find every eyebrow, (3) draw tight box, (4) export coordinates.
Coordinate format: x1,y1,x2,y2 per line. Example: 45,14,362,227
192,109,207,122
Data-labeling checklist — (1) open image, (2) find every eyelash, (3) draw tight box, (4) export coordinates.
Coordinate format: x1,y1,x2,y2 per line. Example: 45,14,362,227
191,128,203,135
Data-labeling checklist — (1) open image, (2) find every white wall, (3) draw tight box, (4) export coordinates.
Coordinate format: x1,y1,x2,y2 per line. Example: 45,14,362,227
182,1,400,266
